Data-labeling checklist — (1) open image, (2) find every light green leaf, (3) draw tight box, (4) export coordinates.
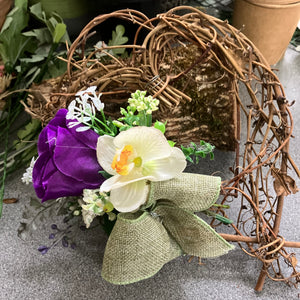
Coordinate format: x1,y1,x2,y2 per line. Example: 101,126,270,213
0,1,30,65
154,121,166,134
108,25,128,55
22,31,37,37
16,118,40,142
45,59,67,79
24,66,40,78
108,25,128,45
168,140,176,147
0,8,15,32
15,0,28,9
29,2,45,23
2,35,34,65
1,6,28,36
20,55,45,63
35,28,53,44
35,44,51,57
23,28,52,45
0,44,9,63
53,23,66,44
51,11,64,24
46,17,58,34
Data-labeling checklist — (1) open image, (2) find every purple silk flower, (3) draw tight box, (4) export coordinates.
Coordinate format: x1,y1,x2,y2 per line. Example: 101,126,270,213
32,109,105,202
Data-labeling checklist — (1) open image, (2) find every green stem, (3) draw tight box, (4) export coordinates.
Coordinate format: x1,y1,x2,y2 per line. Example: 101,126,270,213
146,113,152,127
0,99,11,217
212,203,230,209
0,101,23,140
0,142,36,169
204,210,233,225
36,43,58,83
138,111,148,126
92,113,115,136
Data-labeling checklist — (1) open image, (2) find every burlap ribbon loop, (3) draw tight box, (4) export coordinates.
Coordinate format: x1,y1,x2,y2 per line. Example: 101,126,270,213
101,173,234,284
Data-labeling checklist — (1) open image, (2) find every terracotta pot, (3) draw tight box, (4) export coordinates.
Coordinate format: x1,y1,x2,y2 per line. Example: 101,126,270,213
233,0,300,65
0,0,13,31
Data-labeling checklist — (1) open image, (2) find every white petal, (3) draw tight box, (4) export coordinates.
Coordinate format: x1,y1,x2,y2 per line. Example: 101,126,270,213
68,121,81,128
109,180,149,212
86,86,97,93
92,94,104,111
100,170,152,192
76,90,85,97
114,126,171,162
144,146,187,181
76,126,91,132
78,116,91,123
97,135,118,175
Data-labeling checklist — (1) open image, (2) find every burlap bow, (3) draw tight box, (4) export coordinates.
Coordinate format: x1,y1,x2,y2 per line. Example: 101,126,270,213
101,173,234,284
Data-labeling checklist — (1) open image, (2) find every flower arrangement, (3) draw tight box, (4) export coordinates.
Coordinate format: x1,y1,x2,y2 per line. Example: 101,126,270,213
22,86,234,284
14,6,300,290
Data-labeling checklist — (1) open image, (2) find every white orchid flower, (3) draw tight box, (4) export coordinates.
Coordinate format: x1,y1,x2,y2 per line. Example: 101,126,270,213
96,126,187,212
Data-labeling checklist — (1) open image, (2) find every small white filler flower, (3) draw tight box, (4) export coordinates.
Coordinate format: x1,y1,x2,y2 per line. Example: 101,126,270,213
67,86,104,131
21,157,36,185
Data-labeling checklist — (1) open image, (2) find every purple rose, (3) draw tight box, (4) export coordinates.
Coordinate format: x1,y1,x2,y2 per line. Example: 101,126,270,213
33,109,105,202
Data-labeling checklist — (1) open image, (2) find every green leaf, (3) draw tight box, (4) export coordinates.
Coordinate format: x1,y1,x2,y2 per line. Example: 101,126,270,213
154,121,166,134
7,35,35,66
168,140,176,147
45,59,67,79
1,5,28,35
18,197,69,241
50,11,64,24
108,25,128,56
20,55,45,63
108,25,128,46
0,2,31,65
15,0,28,9
25,66,40,78
32,12,69,44
185,156,194,164
46,17,57,34
204,210,233,225
23,28,52,44
181,140,215,164
14,119,40,150
0,9,14,32
214,214,233,225
24,67,41,87
29,2,45,23
53,23,66,44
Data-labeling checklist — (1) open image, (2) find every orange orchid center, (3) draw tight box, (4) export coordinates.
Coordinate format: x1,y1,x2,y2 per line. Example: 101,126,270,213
111,145,134,175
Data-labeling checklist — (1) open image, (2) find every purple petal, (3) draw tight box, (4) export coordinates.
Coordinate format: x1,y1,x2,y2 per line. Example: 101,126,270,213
32,152,54,199
51,224,57,230
66,119,100,150
33,108,105,202
40,169,101,202
38,245,49,255
53,127,103,185
37,109,68,154
48,109,68,127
